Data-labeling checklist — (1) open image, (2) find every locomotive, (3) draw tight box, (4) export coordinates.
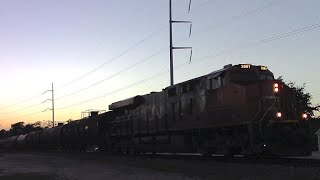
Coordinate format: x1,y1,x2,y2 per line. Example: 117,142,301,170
0,64,313,157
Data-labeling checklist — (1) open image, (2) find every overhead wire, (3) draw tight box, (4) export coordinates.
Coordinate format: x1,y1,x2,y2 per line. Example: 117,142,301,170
54,0,286,102
0,94,42,111
0,103,43,117
58,30,164,89
55,48,166,101
2,0,310,121
1,111,44,122
57,0,214,90
176,0,287,45
0,0,214,112
55,22,320,110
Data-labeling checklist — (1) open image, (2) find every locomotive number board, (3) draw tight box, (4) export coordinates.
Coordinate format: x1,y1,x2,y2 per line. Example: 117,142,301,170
240,64,251,69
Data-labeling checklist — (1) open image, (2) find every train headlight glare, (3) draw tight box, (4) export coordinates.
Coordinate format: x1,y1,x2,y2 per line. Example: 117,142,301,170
274,83,279,94
277,112,282,118
302,113,308,119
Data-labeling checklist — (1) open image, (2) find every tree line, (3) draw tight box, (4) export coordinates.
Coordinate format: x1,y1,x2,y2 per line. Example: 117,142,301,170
0,121,44,140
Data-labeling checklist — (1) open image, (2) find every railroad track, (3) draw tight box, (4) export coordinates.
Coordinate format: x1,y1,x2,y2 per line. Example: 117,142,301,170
115,152,320,167
3,150,320,167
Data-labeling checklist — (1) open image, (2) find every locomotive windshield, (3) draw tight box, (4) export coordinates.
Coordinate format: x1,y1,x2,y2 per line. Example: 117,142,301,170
230,71,258,84
230,65,274,84
258,71,274,80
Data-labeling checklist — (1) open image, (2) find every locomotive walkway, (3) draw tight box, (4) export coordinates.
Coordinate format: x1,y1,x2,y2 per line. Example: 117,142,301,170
0,151,320,180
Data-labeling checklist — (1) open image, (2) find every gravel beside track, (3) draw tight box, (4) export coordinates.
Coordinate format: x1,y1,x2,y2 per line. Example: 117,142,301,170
0,151,320,180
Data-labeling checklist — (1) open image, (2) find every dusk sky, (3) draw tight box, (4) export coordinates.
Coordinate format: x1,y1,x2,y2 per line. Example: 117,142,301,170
0,0,319,129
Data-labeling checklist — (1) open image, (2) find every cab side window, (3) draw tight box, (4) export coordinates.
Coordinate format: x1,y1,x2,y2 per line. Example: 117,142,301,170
207,76,224,90
218,76,223,87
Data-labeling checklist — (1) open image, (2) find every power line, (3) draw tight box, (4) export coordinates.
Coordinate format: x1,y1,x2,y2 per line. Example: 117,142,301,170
0,94,42,111
55,22,320,110
55,48,166,101
175,0,287,46
0,0,280,111
54,0,286,101
192,23,320,62
1,111,43,122
6,21,320,118
0,103,43,117
56,70,170,110
0,0,308,118
194,0,287,36
58,30,163,89
57,0,216,89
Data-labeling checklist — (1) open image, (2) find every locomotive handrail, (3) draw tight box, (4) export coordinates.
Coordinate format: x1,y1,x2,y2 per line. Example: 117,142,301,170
259,100,277,134
249,99,261,148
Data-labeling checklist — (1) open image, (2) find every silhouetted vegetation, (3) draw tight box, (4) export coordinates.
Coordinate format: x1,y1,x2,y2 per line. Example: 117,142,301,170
278,77,319,117
287,82,320,117
0,121,43,140
279,78,320,134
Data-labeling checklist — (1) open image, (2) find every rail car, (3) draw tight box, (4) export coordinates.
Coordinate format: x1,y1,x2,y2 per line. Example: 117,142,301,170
0,64,313,157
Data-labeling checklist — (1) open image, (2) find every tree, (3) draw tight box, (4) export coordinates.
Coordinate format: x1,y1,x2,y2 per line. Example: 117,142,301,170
9,121,44,136
287,82,320,117
278,76,320,117
0,129,7,139
10,122,25,136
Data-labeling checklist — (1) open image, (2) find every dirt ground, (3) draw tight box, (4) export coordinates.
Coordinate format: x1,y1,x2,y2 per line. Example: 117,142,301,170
0,151,320,180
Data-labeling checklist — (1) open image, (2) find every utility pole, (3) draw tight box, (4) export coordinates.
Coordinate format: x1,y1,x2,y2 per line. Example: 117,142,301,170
42,83,55,127
169,0,192,86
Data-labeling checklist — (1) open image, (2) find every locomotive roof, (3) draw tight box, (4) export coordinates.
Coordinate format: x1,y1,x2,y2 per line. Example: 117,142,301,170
109,95,144,110
207,64,233,77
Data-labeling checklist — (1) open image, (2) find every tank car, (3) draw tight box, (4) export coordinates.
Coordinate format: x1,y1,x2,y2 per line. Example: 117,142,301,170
0,136,18,149
39,126,63,149
25,130,42,149
16,134,27,149
105,64,313,156
61,111,108,151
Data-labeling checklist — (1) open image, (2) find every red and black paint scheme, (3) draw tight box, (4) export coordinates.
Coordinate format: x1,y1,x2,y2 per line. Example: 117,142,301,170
0,64,313,157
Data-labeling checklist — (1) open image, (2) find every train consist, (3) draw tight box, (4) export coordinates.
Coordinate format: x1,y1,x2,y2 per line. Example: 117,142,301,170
0,64,314,157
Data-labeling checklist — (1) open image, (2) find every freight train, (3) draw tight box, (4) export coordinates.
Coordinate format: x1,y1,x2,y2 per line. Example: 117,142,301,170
0,64,313,157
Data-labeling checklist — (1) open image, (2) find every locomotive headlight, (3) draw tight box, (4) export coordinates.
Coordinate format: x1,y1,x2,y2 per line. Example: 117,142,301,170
302,113,308,119
276,112,282,118
274,83,279,93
